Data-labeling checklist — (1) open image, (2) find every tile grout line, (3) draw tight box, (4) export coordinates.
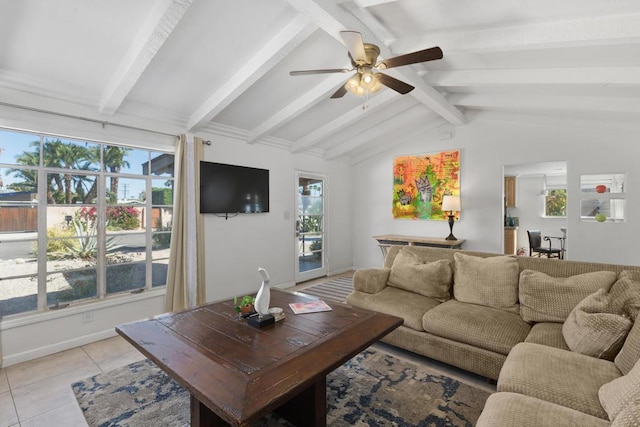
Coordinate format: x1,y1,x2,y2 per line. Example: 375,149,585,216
79,346,106,374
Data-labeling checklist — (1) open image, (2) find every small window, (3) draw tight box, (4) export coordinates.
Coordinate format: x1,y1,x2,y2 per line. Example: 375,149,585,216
545,188,566,217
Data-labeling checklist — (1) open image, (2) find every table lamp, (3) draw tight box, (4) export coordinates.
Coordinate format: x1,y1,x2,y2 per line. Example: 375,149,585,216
442,195,461,241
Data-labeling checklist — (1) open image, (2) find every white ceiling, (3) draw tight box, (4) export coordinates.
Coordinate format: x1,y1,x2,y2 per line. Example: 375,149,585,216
1,0,639,163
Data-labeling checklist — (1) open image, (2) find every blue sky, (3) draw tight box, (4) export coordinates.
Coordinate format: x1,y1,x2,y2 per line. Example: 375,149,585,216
0,129,171,201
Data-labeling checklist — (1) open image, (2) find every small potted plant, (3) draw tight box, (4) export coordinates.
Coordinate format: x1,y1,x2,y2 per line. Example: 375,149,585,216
234,295,256,317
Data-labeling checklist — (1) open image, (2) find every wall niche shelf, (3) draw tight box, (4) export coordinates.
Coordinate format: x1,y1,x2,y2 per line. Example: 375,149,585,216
580,173,626,223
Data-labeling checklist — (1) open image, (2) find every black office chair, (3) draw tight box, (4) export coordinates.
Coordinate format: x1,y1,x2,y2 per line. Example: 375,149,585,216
527,230,562,259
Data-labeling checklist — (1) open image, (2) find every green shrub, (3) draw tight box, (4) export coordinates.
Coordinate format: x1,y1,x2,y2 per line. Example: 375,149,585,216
152,220,172,249
152,188,173,205
38,226,76,259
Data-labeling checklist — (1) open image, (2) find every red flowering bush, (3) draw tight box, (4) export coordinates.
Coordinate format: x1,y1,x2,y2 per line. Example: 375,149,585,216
77,206,97,225
107,206,140,230
76,206,140,230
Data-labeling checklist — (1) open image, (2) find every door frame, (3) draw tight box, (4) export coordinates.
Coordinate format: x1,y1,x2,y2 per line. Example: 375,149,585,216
294,170,328,283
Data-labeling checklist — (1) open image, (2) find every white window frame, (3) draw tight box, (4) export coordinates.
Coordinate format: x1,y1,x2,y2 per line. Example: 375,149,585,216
0,127,174,318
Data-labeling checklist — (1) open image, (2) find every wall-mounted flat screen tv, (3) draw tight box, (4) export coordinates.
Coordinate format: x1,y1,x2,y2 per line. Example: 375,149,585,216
199,161,269,214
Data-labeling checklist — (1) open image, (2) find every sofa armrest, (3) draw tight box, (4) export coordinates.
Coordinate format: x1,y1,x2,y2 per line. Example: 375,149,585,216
353,268,391,294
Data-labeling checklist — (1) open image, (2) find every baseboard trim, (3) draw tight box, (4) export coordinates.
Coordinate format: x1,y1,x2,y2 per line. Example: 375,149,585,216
327,266,355,276
2,329,118,367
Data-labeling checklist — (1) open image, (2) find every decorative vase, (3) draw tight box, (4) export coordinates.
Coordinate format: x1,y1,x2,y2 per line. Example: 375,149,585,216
254,267,271,315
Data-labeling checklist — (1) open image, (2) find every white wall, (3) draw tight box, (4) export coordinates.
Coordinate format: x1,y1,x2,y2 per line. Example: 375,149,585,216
198,132,353,302
352,117,640,269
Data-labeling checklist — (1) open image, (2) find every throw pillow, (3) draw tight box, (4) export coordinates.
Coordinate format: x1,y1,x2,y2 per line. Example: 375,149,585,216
615,318,640,375
611,400,640,427
388,248,452,302
599,359,640,421
519,270,617,323
452,253,519,312
562,289,632,360
610,270,640,321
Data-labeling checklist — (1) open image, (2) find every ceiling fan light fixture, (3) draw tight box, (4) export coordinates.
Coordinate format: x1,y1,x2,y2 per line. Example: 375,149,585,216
345,69,382,97
346,73,365,96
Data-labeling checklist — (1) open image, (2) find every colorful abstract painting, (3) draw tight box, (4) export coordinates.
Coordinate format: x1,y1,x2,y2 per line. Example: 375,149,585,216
392,150,460,220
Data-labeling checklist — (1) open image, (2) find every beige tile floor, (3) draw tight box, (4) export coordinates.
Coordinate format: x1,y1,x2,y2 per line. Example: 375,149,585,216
1,335,146,427
0,272,495,427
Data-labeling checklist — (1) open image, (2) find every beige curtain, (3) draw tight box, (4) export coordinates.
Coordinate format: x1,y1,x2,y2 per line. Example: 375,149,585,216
164,134,206,311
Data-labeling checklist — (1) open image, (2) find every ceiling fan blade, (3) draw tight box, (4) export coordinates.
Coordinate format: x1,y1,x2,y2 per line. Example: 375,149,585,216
377,73,414,94
290,68,350,76
340,30,366,63
378,46,443,70
330,83,348,99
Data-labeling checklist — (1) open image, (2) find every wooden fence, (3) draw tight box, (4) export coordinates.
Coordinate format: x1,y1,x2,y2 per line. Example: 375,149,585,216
0,207,37,232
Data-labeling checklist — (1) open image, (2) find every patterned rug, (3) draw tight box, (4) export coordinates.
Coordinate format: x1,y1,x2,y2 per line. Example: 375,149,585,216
295,276,353,303
72,348,490,426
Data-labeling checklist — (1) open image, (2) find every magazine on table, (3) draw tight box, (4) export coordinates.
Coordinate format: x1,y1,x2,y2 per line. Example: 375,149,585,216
288,300,332,314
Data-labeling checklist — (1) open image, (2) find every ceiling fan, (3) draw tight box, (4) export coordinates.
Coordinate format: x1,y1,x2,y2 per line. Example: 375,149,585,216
289,30,443,99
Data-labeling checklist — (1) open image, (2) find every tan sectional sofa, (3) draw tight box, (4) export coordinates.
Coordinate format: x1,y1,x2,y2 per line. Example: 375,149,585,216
346,245,640,426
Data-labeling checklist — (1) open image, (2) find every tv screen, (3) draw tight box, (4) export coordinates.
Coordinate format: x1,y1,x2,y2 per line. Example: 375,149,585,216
199,161,269,214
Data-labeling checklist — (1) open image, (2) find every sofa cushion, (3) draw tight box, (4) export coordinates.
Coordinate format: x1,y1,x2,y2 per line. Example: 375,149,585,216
346,287,439,332
611,400,640,427
352,268,391,294
609,270,640,321
524,322,569,351
387,248,452,302
519,270,617,323
599,359,640,421
453,253,519,313
476,392,610,427
615,318,640,375
498,342,621,419
422,300,530,355
562,289,633,360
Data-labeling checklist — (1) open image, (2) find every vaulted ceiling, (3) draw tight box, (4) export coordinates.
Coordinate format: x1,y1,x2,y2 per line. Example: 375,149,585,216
1,0,639,164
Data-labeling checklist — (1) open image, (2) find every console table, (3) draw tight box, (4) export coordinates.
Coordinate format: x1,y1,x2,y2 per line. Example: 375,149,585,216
374,234,466,259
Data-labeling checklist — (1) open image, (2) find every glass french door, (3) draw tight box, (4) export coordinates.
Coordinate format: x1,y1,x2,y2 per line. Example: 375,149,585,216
295,172,327,282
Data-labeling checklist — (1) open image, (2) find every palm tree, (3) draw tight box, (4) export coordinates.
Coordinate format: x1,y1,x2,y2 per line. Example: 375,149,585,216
5,146,40,196
43,139,93,204
103,146,131,203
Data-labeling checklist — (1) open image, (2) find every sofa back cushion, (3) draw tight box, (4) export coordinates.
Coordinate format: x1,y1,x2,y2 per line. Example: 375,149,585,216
388,248,452,302
519,270,617,323
615,318,640,375
453,253,519,312
562,289,633,360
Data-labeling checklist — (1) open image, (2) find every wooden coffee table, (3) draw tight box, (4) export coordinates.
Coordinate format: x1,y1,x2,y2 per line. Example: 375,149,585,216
116,288,402,426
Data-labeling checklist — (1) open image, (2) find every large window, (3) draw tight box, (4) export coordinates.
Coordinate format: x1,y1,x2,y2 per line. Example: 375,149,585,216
0,129,174,316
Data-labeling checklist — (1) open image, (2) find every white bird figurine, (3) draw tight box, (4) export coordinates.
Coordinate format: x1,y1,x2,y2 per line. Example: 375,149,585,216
254,267,271,316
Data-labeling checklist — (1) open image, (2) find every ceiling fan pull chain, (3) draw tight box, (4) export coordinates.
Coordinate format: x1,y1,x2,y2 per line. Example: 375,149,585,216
362,90,370,110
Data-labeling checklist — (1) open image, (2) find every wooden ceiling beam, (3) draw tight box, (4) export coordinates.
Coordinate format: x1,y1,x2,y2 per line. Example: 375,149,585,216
290,89,397,153
99,0,193,115
247,73,347,144
186,15,315,132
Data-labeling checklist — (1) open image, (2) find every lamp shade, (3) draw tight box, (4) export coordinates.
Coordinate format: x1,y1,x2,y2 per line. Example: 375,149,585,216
442,195,461,212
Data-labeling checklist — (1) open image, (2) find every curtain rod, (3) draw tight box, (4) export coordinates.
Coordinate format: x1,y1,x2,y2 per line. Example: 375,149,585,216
0,101,178,138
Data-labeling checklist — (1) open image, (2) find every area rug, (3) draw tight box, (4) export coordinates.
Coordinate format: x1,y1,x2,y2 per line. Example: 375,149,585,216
72,348,490,426
296,276,353,303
